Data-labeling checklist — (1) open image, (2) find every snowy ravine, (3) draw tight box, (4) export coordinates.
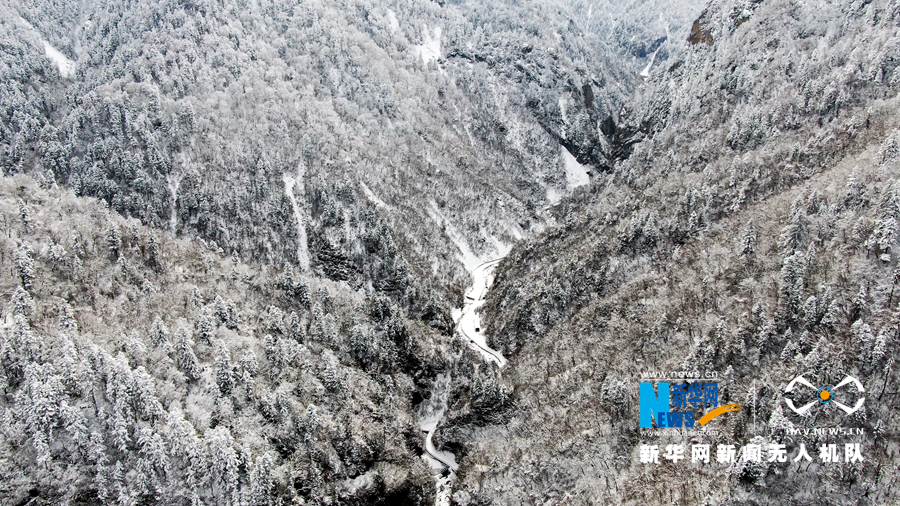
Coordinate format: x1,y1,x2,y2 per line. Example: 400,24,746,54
167,173,182,233
457,259,507,367
419,258,508,505
282,166,310,271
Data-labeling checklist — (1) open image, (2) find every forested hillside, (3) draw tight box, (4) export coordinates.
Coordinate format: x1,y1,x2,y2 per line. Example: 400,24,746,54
0,175,520,504
463,0,900,504
0,0,701,308
5,0,895,504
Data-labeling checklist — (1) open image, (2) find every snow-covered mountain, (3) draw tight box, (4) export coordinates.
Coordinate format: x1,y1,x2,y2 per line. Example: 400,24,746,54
457,0,900,503
0,0,701,308
5,0,898,504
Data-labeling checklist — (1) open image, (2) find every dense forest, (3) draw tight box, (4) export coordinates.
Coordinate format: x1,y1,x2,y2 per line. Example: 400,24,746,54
3,0,899,504
468,0,900,503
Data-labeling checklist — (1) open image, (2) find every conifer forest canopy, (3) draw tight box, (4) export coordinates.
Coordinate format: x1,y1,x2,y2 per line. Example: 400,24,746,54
1,0,900,504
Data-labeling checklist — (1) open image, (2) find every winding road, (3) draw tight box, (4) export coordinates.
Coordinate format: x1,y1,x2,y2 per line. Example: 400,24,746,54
456,259,507,368
419,257,508,504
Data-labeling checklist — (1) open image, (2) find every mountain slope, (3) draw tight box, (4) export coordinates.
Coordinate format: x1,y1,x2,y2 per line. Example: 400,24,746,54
0,0,703,311
458,0,900,504
0,174,492,504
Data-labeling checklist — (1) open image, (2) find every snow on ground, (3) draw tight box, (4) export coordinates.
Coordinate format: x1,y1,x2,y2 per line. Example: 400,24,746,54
43,41,76,78
419,373,451,433
562,145,590,190
167,173,182,233
558,97,569,125
282,167,311,271
547,187,562,205
457,259,507,367
419,373,459,472
416,25,442,66
386,9,400,34
640,47,660,78
427,202,481,271
16,17,77,78
360,182,390,209
422,255,510,505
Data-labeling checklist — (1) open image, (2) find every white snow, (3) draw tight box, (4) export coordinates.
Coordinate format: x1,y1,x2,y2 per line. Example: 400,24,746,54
562,145,590,190
419,373,459,472
427,202,481,271
457,259,507,367
386,9,400,34
558,97,569,124
167,173,182,234
547,187,562,205
419,256,510,506
416,25,442,66
360,182,390,209
282,165,311,271
640,47,660,78
17,17,76,79
43,42,76,78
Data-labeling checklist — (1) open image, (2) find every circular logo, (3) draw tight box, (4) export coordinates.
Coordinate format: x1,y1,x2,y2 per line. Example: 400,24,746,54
816,386,833,404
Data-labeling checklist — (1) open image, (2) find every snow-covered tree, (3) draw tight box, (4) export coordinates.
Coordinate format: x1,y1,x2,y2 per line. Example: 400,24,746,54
149,317,170,349
207,426,241,505
214,340,234,395
740,220,757,256
14,243,34,291
196,309,215,345
10,285,33,317
173,327,200,380
248,453,274,506
105,222,121,259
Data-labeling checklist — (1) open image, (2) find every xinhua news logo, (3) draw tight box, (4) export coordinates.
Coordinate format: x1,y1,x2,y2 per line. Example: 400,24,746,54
640,381,740,428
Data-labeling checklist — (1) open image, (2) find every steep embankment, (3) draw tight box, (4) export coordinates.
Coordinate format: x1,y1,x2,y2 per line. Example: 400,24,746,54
0,0,700,310
0,175,474,505
456,0,900,504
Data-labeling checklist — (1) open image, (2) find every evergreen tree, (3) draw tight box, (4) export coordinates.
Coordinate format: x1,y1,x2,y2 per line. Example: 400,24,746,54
214,340,234,396
10,285,33,317
6,314,39,382
133,366,165,420
778,211,808,255
196,309,216,345
174,327,200,380
248,453,274,506
237,349,258,387
288,311,305,343
149,317,170,349
207,426,241,506
214,296,238,329
19,362,64,465
318,351,342,392
18,201,31,229
820,298,843,328
59,301,78,332
866,216,898,261
299,404,320,442
105,222,121,260
780,338,799,361
265,306,284,335
263,334,284,371
14,243,34,291
740,220,757,256
778,252,807,323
